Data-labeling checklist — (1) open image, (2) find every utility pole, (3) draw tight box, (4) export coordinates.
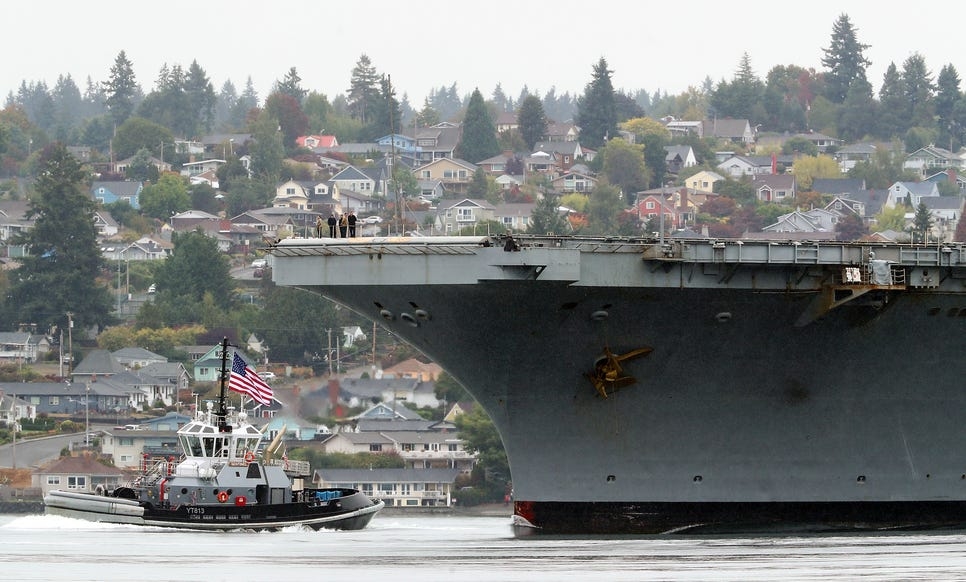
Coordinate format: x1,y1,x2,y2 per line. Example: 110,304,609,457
326,328,333,377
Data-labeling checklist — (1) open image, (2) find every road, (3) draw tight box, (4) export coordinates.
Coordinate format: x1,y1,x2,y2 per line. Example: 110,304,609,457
0,428,106,469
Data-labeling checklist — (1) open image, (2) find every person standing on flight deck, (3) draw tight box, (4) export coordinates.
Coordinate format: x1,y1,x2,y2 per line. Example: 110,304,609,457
327,213,337,237
347,211,357,237
339,213,348,238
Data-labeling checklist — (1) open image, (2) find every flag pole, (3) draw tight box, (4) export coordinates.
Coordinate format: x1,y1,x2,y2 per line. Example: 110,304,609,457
217,336,231,433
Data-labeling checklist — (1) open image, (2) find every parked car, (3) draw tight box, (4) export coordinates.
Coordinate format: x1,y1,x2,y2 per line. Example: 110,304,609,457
362,216,383,224
251,258,268,269
147,283,156,293
260,371,277,381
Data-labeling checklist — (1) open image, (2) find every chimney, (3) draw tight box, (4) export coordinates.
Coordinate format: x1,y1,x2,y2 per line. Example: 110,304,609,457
328,379,340,407
771,152,777,175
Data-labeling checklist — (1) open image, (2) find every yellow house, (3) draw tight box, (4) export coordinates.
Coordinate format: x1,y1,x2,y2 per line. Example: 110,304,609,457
685,170,725,194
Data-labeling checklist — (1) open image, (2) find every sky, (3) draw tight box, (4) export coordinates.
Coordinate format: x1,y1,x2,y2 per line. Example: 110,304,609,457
6,2,966,109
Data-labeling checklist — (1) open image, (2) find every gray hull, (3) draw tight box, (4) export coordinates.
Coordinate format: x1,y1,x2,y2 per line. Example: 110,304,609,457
272,235,966,533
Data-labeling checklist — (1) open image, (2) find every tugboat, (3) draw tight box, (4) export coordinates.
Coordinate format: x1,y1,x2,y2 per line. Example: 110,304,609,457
44,339,383,531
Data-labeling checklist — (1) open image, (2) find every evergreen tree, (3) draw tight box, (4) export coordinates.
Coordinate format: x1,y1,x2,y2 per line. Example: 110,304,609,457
274,67,307,102
104,50,140,126
901,53,935,130
366,75,402,141
935,64,962,148
528,192,570,235
6,143,113,332
876,63,905,139
837,77,875,141
154,230,234,313
184,60,216,135
215,79,238,130
517,94,548,150
347,55,380,124
575,57,618,149
911,201,933,243
821,14,871,104
711,53,766,121
456,88,499,163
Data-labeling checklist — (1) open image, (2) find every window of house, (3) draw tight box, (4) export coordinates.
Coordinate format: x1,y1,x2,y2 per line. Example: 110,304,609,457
457,208,473,220
378,483,394,493
49,396,60,406
431,443,439,451
286,187,295,195
646,201,655,210
369,444,382,452
67,476,87,490
47,476,61,485
421,170,431,179
402,443,414,452
448,444,458,452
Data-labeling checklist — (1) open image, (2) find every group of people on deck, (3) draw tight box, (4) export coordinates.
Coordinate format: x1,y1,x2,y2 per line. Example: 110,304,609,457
316,211,357,238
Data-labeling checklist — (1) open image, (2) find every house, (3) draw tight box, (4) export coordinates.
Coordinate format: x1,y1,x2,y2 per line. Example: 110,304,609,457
342,326,367,349
91,181,142,209
752,174,796,203
32,454,127,496
545,121,579,142
92,210,119,237
924,170,966,194
532,141,583,171
684,170,724,193
111,347,166,369
717,154,795,177
702,119,755,143
0,199,33,245
551,171,598,193
493,202,535,232
810,178,867,195
0,392,36,426
885,181,939,208
632,192,682,229
436,199,496,234
115,154,171,175
188,169,219,189
99,425,182,468
664,145,698,174
383,358,443,382
835,142,879,171
792,131,843,152
903,145,965,178
825,193,887,224
762,208,840,234
415,158,478,195
314,467,462,508
338,379,440,411
330,166,377,196
120,236,172,261
912,196,964,241
139,361,192,394
0,332,40,363
405,122,462,164
296,134,339,149
495,111,518,133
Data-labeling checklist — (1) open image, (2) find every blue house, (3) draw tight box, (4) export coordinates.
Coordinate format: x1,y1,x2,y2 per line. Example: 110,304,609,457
91,181,143,209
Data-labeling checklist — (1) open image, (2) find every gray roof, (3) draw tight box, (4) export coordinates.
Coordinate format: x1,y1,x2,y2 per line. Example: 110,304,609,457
73,349,126,376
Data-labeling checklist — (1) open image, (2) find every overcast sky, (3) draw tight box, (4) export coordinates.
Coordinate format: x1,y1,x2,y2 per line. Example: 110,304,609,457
6,2,964,107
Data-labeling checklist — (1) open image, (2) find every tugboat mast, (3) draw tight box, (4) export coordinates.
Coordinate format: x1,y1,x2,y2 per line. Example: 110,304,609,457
216,336,231,433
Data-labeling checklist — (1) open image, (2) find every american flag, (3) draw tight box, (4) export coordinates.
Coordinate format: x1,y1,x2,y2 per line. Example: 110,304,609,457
228,353,273,406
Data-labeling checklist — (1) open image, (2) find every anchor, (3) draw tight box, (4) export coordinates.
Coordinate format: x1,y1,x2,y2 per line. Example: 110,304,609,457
585,346,653,398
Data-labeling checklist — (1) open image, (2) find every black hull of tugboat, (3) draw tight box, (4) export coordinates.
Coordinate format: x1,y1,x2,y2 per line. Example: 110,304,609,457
511,500,966,535
44,489,383,531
